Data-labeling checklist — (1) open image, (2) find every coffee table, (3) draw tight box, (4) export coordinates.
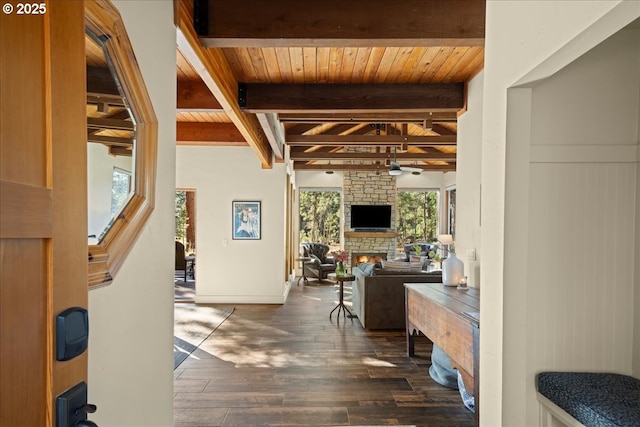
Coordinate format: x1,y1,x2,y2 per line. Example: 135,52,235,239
328,273,355,319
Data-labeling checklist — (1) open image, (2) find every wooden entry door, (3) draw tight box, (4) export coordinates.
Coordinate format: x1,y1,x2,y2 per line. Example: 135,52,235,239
0,2,88,426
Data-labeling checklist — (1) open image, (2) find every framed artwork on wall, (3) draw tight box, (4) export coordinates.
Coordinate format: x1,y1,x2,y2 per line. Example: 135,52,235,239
232,201,261,240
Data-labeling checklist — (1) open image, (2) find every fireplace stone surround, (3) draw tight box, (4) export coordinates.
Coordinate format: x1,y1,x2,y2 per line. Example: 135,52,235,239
343,170,398,265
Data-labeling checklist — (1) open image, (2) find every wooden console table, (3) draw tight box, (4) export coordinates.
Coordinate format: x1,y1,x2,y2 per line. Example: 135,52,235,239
405,283,480,423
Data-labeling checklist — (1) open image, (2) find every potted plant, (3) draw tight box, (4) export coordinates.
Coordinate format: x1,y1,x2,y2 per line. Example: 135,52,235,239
331,249,349,276
428,245,443,270
410,243,423,262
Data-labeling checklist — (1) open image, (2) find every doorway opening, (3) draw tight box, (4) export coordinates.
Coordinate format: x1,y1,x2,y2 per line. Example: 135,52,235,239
175,189,196,302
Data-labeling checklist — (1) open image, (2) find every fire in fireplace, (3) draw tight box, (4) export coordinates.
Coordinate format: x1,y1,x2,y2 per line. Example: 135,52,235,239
352,253,387,267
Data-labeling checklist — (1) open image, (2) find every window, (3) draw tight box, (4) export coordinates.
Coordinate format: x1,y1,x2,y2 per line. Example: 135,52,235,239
110,167,132,217
446,187,456,238
397,190,439,244
86,0,158,288
299,189,340,245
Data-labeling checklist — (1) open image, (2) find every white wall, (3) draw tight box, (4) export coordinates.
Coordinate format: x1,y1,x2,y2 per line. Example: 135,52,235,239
176,146,288,303
295,170,344,188
87,143,133,240
88,2,176,426
455,71,483,288
482,1,640,425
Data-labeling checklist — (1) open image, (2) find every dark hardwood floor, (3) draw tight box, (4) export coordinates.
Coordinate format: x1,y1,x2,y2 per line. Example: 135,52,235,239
174,280,475,427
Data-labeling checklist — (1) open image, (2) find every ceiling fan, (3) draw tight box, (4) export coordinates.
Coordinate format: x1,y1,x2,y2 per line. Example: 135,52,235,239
388,147,422,176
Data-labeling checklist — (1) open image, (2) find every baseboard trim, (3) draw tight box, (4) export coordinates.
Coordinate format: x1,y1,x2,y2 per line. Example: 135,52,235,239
195,294,285,304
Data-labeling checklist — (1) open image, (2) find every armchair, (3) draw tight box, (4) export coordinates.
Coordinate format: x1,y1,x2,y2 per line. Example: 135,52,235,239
301,242,336,281
175,241,187,280
403,243,437,261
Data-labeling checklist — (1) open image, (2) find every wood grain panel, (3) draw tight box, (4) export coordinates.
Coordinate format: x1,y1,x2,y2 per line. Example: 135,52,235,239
274,47,294,84
215,44,484,85
261,48,282,83
0,240,48,427
0,181,52,239
290,47,305,84
0,8,50,426
49,0,88,403
316,47,331,83
177,79,223,111
420,47,456,83
0,10,46,187
177,122,247,145
300,47,314,84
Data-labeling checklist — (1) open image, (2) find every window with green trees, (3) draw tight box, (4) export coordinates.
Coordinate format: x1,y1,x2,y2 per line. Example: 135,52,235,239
299,189,341,245
397,190,439,246
175,190,187,243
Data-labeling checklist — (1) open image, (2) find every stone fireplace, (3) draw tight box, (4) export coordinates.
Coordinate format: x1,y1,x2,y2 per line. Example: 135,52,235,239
343,170,398,264
351,252,387,267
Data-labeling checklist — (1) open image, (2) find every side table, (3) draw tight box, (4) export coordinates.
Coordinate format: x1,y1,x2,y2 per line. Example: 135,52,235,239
328,273,355,319
296,257,312,286
185,255,195,279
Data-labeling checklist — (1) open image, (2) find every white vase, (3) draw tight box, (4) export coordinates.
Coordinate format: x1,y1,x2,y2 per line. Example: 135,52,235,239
442,251,464,287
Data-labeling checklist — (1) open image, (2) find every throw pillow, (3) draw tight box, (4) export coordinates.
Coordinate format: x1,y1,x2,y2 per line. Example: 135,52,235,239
363,263,375,276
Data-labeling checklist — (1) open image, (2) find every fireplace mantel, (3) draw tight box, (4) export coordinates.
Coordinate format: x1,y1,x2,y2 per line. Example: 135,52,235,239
344,231,398,238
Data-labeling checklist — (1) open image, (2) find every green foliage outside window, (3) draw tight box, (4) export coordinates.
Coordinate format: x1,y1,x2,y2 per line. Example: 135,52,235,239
299,190,340,244
397,191,438,246
110,168,131,217
175,190,187,243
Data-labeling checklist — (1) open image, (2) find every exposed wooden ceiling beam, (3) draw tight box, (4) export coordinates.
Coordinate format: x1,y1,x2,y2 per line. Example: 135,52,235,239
256,113,285,160
176,122,247,146
322,124,364,136
87,135,134,146
293,162,457,172
177,79,223,111
194,0,485,48
289,150,456,162
278,112,458,123
87,117,134,131
286,134,457,146
176,0,272,167
239,83,464,113
87,66,119,96
108,146,133,157
87,94,125,107
431,124,457,136
285,123,321,135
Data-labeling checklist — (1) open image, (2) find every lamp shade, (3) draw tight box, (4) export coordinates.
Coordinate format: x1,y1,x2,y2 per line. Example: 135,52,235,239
438,234,453,246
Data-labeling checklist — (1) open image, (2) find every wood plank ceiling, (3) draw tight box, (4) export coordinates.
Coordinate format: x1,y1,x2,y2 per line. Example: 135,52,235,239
175,0,485,173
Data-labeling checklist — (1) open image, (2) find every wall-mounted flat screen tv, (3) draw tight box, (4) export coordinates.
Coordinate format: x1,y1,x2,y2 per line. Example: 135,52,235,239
350,205,392,230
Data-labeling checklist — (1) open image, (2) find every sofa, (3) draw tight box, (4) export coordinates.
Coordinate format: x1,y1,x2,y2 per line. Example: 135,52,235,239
301,242,336,281
352,262,442,329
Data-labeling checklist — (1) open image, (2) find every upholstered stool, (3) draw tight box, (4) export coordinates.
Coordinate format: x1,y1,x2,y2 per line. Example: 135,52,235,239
536,371,640,427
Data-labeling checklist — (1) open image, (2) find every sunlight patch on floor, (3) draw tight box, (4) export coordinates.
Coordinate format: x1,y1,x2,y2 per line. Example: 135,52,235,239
361,356,397,367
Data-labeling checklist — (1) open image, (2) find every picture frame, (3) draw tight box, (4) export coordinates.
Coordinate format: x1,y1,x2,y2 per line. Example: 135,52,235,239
232,201,261,240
